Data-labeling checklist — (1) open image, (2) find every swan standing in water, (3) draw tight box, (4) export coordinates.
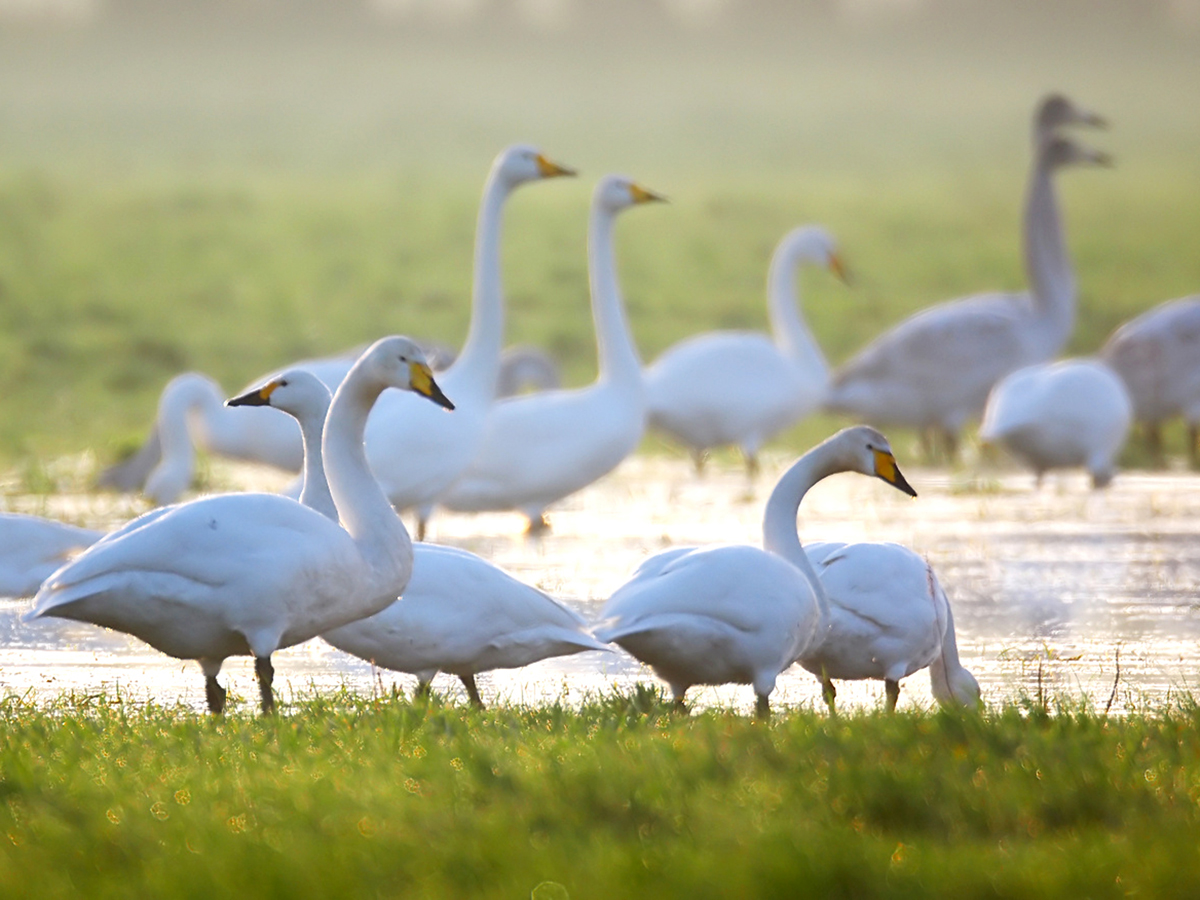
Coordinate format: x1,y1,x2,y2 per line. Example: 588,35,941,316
644,226,846,474
594,426,917,717
438,175,663,534
229,368,608,708
1101,296,1200,462
798,540,980,712
979,358,1132,487
825,96,1108,458
0,513,102,599
27,337,453,714
99,146,574,521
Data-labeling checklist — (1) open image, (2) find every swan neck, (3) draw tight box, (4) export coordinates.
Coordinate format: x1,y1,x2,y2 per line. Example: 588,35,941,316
761,447,835,617
323,375,410,558
767,245,829,386
588,201,643,386
1023,146,1075,350
450,167,510,399
154,376,213,475
929,600,971,703
297,404,337,521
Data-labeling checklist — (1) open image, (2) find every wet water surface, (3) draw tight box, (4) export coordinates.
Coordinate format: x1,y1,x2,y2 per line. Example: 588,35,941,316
3,456,1199,715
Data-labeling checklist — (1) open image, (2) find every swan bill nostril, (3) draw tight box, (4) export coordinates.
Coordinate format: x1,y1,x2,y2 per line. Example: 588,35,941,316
536,155,577,179
409,362,455,411
225,380,280,408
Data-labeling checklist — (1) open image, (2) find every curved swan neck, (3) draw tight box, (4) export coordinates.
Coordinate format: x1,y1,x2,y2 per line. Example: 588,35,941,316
588,200,643,387
761,443,836,616
929,600,972,703
1023,141,1075,350
296,401,337,521
449,164,511,401
767,240,829,386
323,372,409,556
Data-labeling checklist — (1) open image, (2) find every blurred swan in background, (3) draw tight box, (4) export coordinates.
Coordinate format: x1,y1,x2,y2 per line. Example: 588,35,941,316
99,145,574,527
645,226,846,474
27,337,453,714
232,367,609,708
0,513,102,599
825,95,1108,458
594,425,917,717
438,175,663,534
1101,295,1200,463
980,358,1132,487
798,540,980,711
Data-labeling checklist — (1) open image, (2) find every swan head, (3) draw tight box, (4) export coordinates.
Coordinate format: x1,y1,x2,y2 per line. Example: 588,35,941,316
776,226,848,284
1034,94,1107,141
593,175,668,214
226,369,332,426
933,664,982,709
493,144,576,186
352,336,455,410
829,425,917,498
1041,135,1113,171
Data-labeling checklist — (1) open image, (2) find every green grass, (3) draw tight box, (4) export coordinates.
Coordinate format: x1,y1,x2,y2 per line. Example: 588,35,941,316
2,689,1200,898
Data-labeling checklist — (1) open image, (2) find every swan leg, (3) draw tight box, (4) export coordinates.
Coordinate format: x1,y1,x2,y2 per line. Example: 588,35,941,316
691,449,707,475
754,693,770,719
204,674,227,715
416,517,428,543
460,674,485,709
414,679,433,701
939,427,959,463
525,513,551,537
255,656,276,715
743,451,760,479
1190,424,1200,468
1145,422,1163,461
884,678,900,712
821,675,837,714
671,694,688,715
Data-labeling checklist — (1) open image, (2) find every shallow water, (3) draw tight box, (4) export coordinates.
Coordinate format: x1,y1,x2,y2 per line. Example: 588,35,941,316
3,455,1199,715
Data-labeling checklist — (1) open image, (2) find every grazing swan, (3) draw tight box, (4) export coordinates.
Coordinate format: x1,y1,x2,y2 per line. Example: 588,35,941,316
439,175,663,533
27,337,453,714
1101,296,1200,462
0,513,102,599
594,426,917,717
233,368,609,708
979,358,1132,487
99,146,573,517
825,95,1108,457
495,345,562,397
798,540,980,712
645,226,846,474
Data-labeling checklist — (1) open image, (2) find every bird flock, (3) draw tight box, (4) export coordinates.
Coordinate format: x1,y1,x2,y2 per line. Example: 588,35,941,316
3,95,1198,716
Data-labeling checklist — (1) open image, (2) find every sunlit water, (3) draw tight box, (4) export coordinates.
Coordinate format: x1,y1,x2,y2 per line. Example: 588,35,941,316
3,455,1199,715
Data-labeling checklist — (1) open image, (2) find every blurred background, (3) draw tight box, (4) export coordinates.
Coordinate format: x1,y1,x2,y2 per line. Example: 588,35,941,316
0,0,1197,465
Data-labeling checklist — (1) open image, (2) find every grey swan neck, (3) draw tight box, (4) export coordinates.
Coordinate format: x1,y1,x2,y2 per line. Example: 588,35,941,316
767,239,829,387
1022,141,1075,356
589,200,643,390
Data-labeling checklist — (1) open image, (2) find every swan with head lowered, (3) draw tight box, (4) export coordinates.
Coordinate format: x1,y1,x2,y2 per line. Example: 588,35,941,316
438,175,663,534
825,95,1109,458
0,513,102,599
979,358,1132,487
645,226,846,474
100,145,574,522
229,367,609,708
594,425,917,717
27,336,453,715
1101,296,1200,462
797,540,980,712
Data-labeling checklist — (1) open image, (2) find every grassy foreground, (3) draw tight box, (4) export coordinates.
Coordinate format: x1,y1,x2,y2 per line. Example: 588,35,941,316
2,689,1199,898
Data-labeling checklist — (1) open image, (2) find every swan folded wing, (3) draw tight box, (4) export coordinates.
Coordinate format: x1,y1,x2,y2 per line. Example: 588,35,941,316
808,542,941,632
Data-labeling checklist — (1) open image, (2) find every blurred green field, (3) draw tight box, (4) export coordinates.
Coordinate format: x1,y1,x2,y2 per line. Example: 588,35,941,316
3,689,1200,898
0,3,1197,467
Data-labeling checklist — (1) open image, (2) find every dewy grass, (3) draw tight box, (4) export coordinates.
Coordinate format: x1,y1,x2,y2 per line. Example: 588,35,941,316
2,689,1200,898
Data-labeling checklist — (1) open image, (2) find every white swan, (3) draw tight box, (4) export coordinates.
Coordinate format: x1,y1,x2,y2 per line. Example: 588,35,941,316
0,513,102,599
798,540,980,711
594,425,917,716
495,344,562,397
1101,296,1200,462
979,358,1133,487
99,146,574,516
825,96,1108,457
644,226,845,473
27,336,454,714
231,366,609,708
438,175,663,533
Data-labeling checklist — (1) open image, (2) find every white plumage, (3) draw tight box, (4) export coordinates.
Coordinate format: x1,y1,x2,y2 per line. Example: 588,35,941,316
0,513,102,599
645,226,845,473
980,358,1132,487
